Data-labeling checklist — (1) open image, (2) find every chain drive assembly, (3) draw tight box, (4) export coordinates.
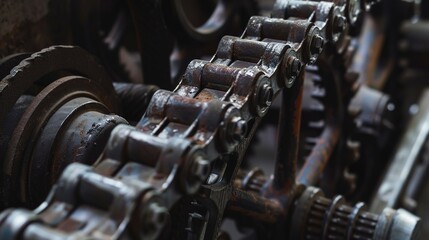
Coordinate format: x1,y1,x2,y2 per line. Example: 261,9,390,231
0,0,421,239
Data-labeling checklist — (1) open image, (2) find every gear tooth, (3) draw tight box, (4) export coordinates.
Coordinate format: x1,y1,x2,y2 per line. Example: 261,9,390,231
2,46,84,83
309,103,325,112
300,65,332,165
311,76,322,83
311,86,326,99
300,71,327,163
291,188,418,240
305,65,319,73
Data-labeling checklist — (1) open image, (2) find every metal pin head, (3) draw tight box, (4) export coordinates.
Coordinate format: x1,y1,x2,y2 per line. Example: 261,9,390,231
310,35,324,55
228,116,248,142
334,15,347,33
286,56,303,87
258,83,274,109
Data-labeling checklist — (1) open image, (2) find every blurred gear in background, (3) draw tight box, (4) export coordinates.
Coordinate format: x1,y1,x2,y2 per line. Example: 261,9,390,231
0,0,428,239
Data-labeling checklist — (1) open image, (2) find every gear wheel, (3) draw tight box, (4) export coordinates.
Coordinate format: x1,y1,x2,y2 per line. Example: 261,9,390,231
298,50,359,196
0,46,126,208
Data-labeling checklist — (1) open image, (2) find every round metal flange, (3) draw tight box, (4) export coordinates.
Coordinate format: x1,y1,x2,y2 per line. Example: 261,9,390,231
19,76,126,205
346,0,363,27
281,49,302,88
306,27,325,64
0,46,120,124
168,0,235,42
0,46,123,208
330,6,348,45
253,76,273,117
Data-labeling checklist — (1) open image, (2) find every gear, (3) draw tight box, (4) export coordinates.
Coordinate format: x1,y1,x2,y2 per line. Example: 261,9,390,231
0,46,126,208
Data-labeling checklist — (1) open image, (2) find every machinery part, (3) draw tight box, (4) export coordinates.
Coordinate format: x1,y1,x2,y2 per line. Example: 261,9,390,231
0,0,423,239
164,0,235,42
271,0,367,195
348,85,395,141
0,46,128,208
231,173,420,240
290,187,420,240
297,64,346,191
128,0,260,87
126,0,175,88
344,85,396,200
0,163,169,240
400,21,429,69
164,0,261,42
371,89,429,213
163,0,259,42
113,82,159,122
70,0,140,83
70,0,259,86
166,0,260,85
402,133,429,212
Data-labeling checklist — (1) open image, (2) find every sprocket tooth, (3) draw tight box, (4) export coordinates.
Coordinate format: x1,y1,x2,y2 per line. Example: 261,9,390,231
308,103,325,113
311,87,326,100
305,64,319,73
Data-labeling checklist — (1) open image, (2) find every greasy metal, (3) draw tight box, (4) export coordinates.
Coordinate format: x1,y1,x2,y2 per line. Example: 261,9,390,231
113,82,159,122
